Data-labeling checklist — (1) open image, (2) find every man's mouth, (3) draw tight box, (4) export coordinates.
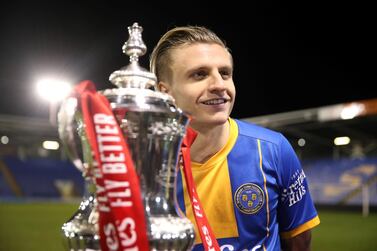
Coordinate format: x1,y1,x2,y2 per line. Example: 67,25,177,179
202,98,227,105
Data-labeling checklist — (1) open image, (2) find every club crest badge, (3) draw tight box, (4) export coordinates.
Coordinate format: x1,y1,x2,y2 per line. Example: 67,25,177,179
234,183,265,214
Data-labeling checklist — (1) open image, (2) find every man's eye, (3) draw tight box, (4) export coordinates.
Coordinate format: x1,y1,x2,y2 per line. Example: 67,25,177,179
220,70,232,79
192,71,207,80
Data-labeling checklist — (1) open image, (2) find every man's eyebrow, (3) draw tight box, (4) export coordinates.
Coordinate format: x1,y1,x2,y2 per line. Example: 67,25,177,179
219,65,233,71
187,63,232,72
185,66,209,75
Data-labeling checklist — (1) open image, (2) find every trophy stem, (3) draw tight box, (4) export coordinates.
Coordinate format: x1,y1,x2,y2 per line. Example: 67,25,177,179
61,177,100,250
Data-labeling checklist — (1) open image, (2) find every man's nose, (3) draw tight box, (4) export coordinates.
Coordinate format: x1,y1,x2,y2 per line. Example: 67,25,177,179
208,72,226,91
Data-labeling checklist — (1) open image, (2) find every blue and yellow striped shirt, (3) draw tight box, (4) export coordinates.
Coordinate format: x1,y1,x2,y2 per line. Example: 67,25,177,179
177,118,320,251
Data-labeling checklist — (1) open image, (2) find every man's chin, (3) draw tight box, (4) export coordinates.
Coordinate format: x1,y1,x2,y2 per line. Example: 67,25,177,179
190,116,229,129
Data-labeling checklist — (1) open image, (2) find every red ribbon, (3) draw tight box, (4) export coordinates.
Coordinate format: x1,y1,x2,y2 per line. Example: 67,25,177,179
73,80,149,251
181,127,220,251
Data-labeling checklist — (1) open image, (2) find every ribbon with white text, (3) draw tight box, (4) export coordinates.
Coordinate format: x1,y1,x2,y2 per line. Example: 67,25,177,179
181,127,220,251
73,80,149,251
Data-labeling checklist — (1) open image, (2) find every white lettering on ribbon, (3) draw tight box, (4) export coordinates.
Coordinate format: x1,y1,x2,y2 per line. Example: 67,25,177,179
192,195,203,218
118,218,138,248
104,223,119,251
94,113,139,250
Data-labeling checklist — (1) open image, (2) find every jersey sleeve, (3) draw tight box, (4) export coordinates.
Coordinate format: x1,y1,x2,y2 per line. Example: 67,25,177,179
276,134,320,239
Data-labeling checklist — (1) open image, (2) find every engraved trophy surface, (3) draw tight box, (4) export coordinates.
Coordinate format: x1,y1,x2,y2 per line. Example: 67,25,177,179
58,23,195,250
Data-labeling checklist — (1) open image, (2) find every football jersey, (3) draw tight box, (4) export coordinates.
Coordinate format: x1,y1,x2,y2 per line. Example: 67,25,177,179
176,118,320,251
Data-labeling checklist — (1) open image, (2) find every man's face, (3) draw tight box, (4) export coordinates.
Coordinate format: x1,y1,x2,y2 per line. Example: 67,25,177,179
161,43,236,130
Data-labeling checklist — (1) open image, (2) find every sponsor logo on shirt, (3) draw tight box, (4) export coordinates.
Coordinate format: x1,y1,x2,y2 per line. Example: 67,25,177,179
281,169,307,207
234,183,264,214
221,243,262,251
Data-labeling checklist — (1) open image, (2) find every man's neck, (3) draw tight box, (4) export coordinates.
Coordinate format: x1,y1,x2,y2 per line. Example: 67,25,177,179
189,120,230,164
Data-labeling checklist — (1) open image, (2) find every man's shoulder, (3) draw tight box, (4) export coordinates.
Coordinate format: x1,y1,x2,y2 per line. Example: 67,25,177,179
233,118,284,145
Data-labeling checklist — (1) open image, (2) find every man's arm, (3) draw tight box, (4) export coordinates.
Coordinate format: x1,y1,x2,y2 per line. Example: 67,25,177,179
281,230,312,251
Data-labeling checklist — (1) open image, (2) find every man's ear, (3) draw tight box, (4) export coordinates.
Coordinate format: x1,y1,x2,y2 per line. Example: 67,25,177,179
158,81,170,94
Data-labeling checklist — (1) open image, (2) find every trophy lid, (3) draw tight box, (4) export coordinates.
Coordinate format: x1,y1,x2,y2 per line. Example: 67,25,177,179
109,23,157,89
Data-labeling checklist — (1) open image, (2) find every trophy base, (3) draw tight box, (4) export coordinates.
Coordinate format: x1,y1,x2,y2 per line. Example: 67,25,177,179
149,215,195,251
61,231,100,251
61,195,100,251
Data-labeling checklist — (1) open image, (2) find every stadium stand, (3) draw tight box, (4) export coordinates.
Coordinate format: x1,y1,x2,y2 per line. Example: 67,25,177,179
0,162,15,197
303,157,377,205
0,156,84,199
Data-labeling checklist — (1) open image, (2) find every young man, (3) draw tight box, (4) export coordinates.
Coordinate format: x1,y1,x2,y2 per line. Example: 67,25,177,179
150,26,320,251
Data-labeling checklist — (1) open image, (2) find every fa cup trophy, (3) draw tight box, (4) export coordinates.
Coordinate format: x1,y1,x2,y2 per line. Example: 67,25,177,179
58,22,195,250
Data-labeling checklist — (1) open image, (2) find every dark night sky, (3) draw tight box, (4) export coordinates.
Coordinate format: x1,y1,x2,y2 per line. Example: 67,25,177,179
0,1,375,120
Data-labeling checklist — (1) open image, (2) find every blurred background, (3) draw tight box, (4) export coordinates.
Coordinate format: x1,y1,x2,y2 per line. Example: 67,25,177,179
0,1,376,250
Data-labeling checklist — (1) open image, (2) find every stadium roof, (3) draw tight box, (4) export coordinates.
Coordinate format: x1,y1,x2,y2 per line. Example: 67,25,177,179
243,98,377,160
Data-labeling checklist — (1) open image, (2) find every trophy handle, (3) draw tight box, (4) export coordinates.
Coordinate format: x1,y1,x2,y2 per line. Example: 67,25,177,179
58,96,100,251
58,98,83,171
59,97,97,175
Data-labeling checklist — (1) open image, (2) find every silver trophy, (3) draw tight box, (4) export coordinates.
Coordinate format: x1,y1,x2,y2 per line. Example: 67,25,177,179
58,23,195,250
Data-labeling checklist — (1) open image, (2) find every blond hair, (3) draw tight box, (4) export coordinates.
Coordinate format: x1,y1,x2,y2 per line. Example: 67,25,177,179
150,26,230,82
